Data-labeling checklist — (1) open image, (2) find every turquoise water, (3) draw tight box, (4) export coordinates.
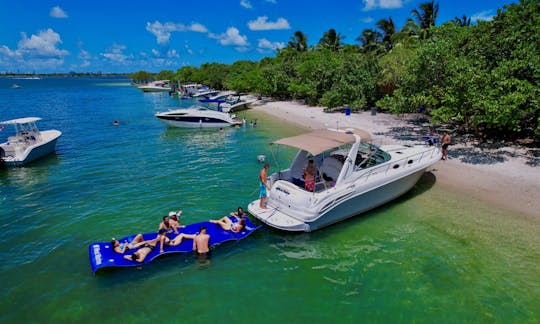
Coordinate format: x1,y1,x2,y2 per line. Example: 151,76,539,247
1,77,539,322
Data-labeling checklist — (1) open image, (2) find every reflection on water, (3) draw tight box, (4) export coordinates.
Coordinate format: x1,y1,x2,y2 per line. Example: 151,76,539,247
0,154,59,188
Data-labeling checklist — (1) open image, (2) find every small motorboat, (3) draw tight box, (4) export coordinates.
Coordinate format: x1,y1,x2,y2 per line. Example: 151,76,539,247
0,117,62,167
155,106,241,128
138,80,172,92
248,128,441,232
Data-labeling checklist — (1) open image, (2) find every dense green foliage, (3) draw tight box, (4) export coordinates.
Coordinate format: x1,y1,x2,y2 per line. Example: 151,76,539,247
132,0,539,140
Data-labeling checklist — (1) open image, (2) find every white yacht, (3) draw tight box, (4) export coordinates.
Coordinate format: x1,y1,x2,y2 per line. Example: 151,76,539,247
155,106,240,128
138,80,172,92
248,128,441,232
0,117,62,167
198,94,255,113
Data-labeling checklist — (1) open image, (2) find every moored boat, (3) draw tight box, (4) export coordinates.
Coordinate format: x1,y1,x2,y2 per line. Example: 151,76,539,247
138,80,172,92
248,128,441,232
155,106,240,128
0,117,62,167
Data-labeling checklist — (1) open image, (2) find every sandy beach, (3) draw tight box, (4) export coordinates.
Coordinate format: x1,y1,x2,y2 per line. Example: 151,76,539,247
252,100,540,219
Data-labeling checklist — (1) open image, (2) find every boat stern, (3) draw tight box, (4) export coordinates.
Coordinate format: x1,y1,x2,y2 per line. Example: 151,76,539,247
248,200,309,232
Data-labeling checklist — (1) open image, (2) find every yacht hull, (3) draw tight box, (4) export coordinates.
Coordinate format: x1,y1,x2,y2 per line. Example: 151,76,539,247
249,168,426,232
1,130,61,166
140,87,171,92
156,116,235,128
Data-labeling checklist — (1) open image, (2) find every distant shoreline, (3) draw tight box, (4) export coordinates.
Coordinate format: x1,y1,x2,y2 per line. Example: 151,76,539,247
252,100,540,220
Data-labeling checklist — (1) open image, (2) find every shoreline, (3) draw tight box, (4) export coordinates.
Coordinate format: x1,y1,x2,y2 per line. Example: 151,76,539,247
251,100,540,220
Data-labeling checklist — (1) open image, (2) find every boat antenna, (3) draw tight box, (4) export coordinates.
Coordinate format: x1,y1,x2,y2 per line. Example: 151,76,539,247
269,144,281,173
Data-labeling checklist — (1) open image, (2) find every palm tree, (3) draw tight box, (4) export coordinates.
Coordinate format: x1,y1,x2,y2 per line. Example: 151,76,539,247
287,31,308,52
376,17,396,51
356,29,382,53
454,15,471,27
318,28,343,52
411,1,439,38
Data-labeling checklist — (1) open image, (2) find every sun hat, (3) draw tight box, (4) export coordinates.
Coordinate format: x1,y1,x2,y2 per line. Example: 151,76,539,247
168,211,176,217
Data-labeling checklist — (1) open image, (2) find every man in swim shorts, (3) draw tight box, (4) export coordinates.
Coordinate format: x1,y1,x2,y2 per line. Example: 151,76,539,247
259,163,270,209
441,131,451,160
169,226,210,255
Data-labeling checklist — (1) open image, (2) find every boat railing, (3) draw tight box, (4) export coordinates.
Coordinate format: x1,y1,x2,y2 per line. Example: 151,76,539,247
355,146,439,183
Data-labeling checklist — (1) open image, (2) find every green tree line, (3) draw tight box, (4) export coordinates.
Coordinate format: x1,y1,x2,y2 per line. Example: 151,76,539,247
130,0,539,140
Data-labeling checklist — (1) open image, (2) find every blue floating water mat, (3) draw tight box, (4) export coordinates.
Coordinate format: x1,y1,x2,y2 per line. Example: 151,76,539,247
89,216,260,273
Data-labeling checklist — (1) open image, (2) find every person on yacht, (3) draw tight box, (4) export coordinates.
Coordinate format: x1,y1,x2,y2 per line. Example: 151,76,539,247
303,160,316,192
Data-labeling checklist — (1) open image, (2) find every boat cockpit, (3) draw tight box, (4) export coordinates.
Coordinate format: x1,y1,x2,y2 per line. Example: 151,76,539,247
274,142,391,193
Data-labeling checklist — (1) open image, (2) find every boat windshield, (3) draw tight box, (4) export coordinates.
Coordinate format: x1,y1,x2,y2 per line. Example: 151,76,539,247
353,143,390,170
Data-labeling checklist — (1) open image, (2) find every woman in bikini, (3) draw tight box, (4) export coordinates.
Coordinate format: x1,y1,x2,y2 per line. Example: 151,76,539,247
229,207,247,220
210,216,246,233
123,230,168,262
112,233,145,254
168,211,184,234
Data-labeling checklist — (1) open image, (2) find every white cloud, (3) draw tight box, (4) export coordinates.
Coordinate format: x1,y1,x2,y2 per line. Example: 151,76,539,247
209,27,249,47
0,29,70,71
240,0,252,9
185,41,193,55
146,21,208,45
50,6,68,18
100,43,132,64
257,38,285,53
78,49,92,60
471,9,495,22
17,29,69,58
362,0,403,11
248,16,290,31
360,17,374,23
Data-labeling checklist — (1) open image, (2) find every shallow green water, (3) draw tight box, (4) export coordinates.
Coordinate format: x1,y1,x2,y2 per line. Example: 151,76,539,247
1,77,539,322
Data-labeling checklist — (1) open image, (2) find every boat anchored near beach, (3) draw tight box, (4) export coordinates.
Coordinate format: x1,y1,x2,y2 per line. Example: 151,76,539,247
155,105,241,128
0,117,62,167
138,80,172,92
248,128,441,232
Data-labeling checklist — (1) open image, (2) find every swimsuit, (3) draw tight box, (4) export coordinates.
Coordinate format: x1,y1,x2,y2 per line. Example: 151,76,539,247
143,244,155,251
259,181,267,198
305,179,314,192
231,222,240,232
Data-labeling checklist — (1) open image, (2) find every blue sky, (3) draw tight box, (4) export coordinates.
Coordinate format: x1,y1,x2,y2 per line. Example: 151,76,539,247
0,0,515,73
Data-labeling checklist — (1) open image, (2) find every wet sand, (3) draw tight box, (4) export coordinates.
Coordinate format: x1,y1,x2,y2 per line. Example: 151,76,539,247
252,100,540,219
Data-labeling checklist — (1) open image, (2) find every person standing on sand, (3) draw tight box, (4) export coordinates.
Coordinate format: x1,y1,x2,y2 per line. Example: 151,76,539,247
441,131,451,160
259,163,270,209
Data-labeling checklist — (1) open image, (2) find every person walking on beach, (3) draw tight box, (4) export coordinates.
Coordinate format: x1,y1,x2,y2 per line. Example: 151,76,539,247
259,163,270,209
441,131,451,160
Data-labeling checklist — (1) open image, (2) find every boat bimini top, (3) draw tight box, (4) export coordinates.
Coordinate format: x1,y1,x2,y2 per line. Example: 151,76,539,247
271,128,372,156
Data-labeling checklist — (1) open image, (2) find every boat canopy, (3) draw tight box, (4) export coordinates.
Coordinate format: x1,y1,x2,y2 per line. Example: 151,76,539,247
1,117,41,125
271,129,372,156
